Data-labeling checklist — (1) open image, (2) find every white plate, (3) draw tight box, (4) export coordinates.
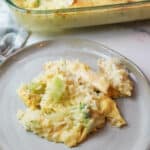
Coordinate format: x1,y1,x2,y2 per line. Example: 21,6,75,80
0,39,150,150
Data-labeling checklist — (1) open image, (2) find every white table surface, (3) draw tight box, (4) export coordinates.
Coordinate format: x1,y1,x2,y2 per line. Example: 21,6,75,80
27,20,150,81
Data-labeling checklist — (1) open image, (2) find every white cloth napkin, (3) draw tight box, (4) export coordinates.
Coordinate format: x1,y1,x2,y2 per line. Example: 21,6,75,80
0,1,29,57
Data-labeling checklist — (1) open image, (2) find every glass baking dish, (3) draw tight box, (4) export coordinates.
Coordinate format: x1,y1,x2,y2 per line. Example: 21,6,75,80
5,0,150,33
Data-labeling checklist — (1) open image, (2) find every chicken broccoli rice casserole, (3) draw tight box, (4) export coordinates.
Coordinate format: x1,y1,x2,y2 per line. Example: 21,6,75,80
17,58,133,147
13,0,142,10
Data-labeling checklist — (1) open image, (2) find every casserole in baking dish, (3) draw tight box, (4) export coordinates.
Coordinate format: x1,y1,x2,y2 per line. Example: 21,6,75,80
6,0,150,32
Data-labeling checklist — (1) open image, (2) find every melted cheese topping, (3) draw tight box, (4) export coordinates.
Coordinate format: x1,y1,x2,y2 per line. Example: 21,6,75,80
13,0,74,9
17,58,133,147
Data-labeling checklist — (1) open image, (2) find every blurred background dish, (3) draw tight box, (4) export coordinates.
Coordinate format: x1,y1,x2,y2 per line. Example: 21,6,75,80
5,0,150,33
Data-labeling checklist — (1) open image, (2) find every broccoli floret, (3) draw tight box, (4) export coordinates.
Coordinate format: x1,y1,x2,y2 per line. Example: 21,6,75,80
28,81,45,94
45,75,66,102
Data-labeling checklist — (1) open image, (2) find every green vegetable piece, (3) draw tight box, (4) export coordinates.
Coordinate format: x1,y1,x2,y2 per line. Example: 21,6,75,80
83,114,90,127
25,120,40,131
28,82,45,94
79,103,86,110
30,120,40,128
79,103,91,126
35,0,40,6
46,76,66,102
78,103,91,126
83,112,90,119
25,0,40,7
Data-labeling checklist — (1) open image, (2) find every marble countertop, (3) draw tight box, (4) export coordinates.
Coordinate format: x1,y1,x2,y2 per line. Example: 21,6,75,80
27,20,150,81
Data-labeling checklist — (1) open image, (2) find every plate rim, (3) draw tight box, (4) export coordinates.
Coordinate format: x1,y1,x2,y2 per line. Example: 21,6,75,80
2,38,150,87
